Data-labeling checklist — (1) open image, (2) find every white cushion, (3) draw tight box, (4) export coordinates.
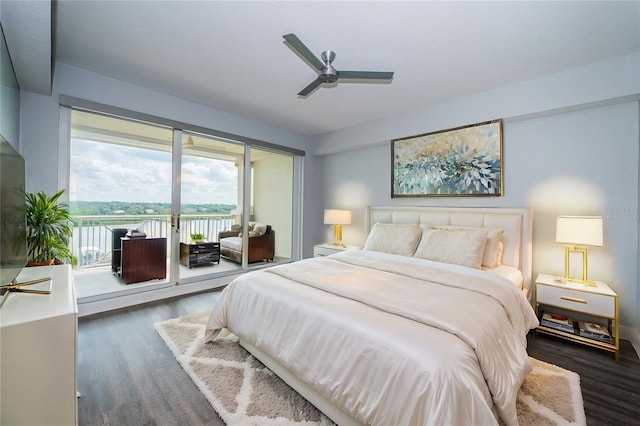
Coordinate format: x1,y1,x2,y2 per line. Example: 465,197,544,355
433,225,504,268
414,228,488,269
364,223,422,257
220,236,242,251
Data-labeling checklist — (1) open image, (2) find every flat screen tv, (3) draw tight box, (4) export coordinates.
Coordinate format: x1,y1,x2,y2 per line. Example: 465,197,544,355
0,135,27,288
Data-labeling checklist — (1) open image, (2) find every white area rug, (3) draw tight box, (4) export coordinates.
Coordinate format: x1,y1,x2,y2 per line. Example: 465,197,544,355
155,310,586,426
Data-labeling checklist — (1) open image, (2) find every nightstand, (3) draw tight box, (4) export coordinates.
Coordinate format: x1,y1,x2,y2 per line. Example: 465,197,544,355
313,243,361,257
535,273,619,360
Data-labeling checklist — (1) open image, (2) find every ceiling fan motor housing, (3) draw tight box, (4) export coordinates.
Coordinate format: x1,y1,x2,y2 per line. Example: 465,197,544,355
320,50,338,83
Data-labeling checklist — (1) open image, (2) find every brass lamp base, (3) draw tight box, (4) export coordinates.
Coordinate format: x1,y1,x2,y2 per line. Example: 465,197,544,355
563,245,596,286
332,224,345,247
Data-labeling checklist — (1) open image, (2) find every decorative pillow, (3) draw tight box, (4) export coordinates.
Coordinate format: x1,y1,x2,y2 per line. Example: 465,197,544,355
495,241,504,267
252,222,267,237
414,228,488,269
244,222,267,238
363,223,422,257
433,225,504,268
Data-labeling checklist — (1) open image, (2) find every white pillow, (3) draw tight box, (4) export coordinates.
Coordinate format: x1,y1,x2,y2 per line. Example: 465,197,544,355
363,223,422,257
433,225,504,268
495,240,504,267
414,228,488,269
251,222,267,237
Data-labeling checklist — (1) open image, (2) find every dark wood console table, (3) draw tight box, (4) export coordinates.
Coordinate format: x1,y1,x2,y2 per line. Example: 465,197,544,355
120,237,167,284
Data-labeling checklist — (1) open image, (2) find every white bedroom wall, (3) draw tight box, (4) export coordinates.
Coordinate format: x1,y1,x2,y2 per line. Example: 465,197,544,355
312,52,640,156
313,53,640,331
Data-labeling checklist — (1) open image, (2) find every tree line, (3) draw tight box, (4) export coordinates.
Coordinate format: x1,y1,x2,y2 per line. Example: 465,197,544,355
70,201,236,216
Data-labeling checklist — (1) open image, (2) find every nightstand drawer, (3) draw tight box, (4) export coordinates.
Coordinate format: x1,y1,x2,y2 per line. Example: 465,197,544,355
536,284,615,317
313,246,339,257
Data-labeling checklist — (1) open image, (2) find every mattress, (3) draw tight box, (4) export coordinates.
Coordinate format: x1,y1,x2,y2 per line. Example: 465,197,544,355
484,264,524,289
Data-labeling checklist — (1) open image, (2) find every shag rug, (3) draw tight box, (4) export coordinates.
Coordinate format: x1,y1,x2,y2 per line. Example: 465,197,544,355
154,311,586,426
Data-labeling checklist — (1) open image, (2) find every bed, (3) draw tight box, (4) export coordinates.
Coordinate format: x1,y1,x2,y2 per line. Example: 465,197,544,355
205,206,538,426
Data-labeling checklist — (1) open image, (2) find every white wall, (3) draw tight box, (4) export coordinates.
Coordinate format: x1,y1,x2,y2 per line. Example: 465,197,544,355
252,151,294,258
313,53,640,331
312,53,640,156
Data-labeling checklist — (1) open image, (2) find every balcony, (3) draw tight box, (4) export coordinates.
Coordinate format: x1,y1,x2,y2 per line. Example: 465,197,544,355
71,214,240,301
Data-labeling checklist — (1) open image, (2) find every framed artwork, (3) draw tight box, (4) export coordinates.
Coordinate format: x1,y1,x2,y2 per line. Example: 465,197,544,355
391,120,503,197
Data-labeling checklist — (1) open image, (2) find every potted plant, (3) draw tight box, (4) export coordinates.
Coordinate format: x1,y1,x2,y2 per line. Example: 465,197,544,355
25,189,73,266
190,232,205,243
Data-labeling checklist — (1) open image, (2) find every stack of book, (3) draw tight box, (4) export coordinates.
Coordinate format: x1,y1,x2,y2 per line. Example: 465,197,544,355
540,312,575,333
127,230,147,238
578,321,613,343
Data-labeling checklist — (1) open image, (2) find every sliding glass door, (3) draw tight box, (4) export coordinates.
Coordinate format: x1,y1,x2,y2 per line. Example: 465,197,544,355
70,110,174,300
68,107,301,301
178,132,244,282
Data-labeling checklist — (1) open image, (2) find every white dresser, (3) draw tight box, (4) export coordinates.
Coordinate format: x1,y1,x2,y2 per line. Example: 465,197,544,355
0,264,78,425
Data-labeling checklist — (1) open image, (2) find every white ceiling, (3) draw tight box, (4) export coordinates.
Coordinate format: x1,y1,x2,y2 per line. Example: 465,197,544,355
5,1,640,137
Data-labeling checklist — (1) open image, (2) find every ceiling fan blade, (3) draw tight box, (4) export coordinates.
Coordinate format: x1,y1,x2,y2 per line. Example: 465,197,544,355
298,78,323,97
283,33,325,72
337,71,394,80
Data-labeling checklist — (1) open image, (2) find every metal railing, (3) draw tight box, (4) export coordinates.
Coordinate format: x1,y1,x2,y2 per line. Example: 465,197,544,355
72,214,236,268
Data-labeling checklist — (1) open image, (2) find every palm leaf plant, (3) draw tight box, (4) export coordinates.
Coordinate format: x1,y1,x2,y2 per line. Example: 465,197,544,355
25,189,73,265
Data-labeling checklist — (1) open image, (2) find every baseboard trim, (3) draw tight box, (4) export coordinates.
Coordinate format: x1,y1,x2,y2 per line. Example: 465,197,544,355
620,325,640,358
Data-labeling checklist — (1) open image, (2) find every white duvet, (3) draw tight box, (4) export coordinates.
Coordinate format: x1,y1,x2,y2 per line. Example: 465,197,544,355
205,250,539,426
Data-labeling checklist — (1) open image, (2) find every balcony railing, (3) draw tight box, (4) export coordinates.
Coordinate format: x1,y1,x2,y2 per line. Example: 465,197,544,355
72,214,236,268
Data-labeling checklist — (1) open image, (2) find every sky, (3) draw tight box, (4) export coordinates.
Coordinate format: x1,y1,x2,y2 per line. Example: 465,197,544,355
70,139,238,205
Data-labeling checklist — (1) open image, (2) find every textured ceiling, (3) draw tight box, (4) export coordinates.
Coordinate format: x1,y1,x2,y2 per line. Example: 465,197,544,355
11,1,640,137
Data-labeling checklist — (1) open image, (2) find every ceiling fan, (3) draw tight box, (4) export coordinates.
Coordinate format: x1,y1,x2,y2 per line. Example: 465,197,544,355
283,33,394,97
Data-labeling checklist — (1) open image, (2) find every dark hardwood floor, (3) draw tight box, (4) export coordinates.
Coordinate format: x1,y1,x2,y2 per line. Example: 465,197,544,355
77,290,224,426
527,332,640,426
78,290,640,425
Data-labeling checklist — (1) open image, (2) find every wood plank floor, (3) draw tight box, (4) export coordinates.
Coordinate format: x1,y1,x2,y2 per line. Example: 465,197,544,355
78,290,640,425
527,332,640,425
77,290,224,426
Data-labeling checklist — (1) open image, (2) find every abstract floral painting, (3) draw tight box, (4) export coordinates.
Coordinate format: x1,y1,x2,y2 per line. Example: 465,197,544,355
392,120,502,197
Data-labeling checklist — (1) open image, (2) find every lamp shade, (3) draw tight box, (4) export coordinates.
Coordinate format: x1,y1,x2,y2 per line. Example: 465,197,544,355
324,209,351,225
556,215,603,247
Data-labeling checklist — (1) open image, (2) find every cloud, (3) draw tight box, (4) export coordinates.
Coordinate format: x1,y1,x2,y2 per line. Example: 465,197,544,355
70,139,238,204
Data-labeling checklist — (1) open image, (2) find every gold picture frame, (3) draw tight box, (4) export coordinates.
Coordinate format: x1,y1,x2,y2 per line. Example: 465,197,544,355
392,120,503,197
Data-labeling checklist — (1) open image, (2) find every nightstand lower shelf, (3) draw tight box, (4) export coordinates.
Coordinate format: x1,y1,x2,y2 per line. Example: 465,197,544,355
535,323,618,355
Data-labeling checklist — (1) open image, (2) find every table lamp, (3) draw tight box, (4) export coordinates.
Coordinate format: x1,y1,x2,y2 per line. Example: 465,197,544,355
324,209,351,247
555,215,603,285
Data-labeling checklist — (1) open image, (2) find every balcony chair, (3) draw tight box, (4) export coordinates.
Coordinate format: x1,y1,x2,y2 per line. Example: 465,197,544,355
218,223,275,264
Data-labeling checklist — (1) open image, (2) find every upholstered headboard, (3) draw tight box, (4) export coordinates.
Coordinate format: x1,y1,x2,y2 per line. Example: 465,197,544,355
366,206,533,295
